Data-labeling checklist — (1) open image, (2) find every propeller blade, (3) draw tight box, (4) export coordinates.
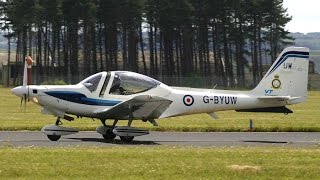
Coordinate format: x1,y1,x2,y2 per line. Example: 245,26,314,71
20,94,27,111
27,86,30,102
24,94,27,111
20,96,23,108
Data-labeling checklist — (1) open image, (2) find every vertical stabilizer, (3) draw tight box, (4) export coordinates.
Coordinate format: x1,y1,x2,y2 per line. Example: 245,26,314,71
252,47,309,104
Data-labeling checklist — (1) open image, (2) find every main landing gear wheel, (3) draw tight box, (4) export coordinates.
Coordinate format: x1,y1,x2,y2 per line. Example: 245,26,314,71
120,136,134,143
103,129,116,140
47,135,61,141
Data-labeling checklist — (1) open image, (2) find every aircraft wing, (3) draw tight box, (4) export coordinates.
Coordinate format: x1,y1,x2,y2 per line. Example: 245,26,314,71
94,95,172,120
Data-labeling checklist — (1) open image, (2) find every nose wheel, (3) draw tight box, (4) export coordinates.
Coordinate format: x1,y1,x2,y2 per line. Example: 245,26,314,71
47,135,61,141
41,119,79,141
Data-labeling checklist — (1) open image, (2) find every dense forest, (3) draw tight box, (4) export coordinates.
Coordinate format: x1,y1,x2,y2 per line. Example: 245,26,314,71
0,0,293,87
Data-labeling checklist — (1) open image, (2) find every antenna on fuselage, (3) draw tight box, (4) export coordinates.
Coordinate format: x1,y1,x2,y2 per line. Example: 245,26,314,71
213,84,217,89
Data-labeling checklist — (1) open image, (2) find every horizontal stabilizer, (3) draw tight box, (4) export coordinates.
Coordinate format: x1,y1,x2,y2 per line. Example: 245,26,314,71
257,96,301,101
257,96,290,100
236,106,293,114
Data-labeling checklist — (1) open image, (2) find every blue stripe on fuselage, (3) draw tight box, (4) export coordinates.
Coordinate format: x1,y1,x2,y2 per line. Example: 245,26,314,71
266,51,309,77
44,91,121,106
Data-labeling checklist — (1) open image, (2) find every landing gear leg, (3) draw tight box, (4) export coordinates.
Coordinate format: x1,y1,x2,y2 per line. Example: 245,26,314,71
100,119,117,141
100,119,107,127
127,119,133,127
55,117,62,125
112,119,119,128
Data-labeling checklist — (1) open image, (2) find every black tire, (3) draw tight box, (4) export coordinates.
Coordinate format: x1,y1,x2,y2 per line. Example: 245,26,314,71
103,130,116,140
47,135,61,141
120,136,134,143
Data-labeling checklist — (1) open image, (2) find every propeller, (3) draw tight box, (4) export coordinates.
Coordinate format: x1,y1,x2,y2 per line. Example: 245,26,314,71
13,56,33,111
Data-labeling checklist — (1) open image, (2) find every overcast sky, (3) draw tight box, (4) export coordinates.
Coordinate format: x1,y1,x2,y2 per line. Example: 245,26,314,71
283,0,320,33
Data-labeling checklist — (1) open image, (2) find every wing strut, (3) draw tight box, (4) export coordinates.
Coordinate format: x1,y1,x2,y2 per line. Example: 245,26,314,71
128,103,133,126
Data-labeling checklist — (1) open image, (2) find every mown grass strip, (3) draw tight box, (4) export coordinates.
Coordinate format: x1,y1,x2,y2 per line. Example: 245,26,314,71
0,146,319,179
1,87,320,132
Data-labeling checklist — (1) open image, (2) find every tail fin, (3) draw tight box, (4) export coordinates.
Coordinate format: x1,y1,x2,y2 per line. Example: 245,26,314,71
252,47,309,104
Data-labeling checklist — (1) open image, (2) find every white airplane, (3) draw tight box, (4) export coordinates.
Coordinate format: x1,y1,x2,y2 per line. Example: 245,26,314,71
11,47,309,142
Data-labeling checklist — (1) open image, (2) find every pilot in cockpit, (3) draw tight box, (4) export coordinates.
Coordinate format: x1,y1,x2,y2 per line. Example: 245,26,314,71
109,75,126,95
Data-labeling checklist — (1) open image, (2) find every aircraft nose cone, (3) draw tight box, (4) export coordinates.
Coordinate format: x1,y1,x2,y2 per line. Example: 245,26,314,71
11,86,26,97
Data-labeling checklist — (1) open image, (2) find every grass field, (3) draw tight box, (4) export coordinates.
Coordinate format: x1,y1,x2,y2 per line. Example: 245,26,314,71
1,86,320,132
1,86,320,179
0,146,319,179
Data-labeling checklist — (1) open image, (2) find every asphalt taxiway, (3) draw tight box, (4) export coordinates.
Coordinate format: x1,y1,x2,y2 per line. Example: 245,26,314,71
0,131,319,147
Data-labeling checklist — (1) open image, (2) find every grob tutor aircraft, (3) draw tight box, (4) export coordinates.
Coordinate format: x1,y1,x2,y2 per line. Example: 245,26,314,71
11,47,309,142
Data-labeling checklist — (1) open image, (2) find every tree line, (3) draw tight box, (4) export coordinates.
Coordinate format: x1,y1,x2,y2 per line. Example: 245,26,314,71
0,0,293,87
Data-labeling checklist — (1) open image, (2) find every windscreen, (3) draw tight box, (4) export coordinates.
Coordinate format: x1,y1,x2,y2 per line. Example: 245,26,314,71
82,73,102,92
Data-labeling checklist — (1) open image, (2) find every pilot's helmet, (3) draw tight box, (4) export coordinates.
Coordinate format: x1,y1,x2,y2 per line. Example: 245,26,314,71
113,75,121,87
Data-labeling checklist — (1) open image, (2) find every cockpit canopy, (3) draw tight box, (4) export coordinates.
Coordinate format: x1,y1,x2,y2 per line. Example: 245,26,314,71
109,71,160,95
80,71,161,95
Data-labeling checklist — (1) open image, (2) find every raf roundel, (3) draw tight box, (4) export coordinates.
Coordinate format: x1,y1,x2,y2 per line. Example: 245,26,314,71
183,95,194,106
